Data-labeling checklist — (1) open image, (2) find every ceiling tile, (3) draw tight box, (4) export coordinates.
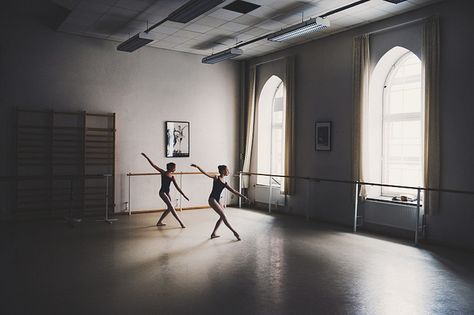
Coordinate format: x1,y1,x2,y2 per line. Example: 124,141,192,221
257,19,286,30
150,25,179,35
115,0,154,12
92,14,129,34
108,6,139,19
330,13,366,27
208,8,243,21
146,31,169,40
58,22,89,33
243,26,269,36
162,35,189,44
162,20,186,29
197,16,228,27
173,29,201,39
184,23,215,33
52,0,81,10
220,21,249,32
66,11,102,26
355,7,393,21
82,0,116,6
74,2,110,15
316,0,354,10
247,5,275,18
150,40,177,49
233,14,265,25
206,27,238,36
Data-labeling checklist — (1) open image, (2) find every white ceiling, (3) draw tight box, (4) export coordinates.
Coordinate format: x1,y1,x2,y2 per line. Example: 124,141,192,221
54,0,443,60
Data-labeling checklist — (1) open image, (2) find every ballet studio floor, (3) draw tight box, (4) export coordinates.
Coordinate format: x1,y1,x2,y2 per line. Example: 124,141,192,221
1,208,474,315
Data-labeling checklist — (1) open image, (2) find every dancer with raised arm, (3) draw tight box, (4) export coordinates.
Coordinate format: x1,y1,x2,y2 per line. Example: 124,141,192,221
142,153,188,228
191,163,248,240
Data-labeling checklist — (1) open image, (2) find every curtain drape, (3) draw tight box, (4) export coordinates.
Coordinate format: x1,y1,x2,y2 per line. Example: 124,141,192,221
352,34,370,198
422,16,441,215
242,65,257,189
283,56,295,195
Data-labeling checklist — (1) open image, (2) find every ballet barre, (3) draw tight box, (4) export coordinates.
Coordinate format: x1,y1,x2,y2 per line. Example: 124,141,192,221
238,171,474,245
126,171,219,215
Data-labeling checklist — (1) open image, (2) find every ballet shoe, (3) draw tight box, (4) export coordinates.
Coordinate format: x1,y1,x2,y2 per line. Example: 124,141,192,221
234,232,241,241
210,234,220,239
156,222,166,227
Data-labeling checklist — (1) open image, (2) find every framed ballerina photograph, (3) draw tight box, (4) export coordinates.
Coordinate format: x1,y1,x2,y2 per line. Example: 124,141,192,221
315,121,331,151
166,121,190,157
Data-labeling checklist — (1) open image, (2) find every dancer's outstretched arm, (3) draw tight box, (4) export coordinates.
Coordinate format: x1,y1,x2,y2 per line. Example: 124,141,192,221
190,164,214,179
141,153,165,174
172,177,190,201
225,184,249,201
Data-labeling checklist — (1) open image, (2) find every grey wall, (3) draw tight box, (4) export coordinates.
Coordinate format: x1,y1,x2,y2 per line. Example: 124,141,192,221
245,0,474,249
0,2,240,215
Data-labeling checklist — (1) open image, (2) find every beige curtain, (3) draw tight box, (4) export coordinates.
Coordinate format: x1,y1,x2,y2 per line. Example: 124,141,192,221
242,65,257,188
352,34,370,198
283,56,295,195
422,16,441,215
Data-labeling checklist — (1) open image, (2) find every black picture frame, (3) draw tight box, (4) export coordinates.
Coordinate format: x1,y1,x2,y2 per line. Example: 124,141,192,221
165,121,190,158
315,121,331,151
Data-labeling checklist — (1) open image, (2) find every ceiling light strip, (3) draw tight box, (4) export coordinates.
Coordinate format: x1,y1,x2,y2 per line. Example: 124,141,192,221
202,48,243,64
267,17,330,42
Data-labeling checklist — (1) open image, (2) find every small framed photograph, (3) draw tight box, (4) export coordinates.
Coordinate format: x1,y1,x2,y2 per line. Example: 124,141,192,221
315,121,331,151
166,121,190,158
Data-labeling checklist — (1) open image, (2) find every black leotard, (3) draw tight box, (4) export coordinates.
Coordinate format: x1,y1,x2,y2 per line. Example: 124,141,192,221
160,174,173,194
209,177,226,200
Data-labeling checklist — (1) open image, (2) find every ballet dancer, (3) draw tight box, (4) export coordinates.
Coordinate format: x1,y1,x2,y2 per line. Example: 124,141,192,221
142,153,188,228
191,163,248,240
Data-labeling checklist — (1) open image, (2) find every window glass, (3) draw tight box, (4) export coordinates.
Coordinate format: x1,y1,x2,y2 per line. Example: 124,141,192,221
382,52,423,196
257,76,285,186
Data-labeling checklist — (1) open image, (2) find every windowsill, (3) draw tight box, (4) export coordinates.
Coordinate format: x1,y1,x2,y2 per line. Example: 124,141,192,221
366,196,422,207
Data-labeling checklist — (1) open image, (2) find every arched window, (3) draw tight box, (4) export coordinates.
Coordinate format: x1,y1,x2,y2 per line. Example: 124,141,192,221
257,75,285,186
367,47,423,197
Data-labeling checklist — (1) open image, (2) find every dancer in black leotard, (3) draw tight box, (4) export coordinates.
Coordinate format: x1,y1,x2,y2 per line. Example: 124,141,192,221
142,153,188,228
191,163,248,240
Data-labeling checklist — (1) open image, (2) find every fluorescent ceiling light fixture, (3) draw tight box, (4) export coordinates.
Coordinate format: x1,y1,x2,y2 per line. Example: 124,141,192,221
267,17,330,42
202,48,243,64
168,0,226,23
117,32,154,52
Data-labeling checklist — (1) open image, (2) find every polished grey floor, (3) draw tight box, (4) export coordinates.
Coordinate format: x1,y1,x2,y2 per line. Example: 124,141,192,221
1,208,474,315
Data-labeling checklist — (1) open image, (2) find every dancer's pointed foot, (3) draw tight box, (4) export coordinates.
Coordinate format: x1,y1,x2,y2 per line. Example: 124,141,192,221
156,222,166,227
234,232,241,241
181,224,186,228
210,234,220,239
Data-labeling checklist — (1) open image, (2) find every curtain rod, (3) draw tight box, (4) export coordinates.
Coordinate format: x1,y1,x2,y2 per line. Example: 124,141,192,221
249,56,288,67
367,16,428,36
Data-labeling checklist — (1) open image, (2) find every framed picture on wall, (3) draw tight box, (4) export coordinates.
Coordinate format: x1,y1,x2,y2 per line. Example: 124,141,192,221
315,121,331,151
166,121,190,157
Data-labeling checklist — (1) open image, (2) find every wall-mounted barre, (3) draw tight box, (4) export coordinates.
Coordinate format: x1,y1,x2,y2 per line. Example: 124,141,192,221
126,171,220,216
237,171,474,246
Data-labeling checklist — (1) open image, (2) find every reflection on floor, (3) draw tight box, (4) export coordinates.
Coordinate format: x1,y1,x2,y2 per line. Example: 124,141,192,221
1,208,474,315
